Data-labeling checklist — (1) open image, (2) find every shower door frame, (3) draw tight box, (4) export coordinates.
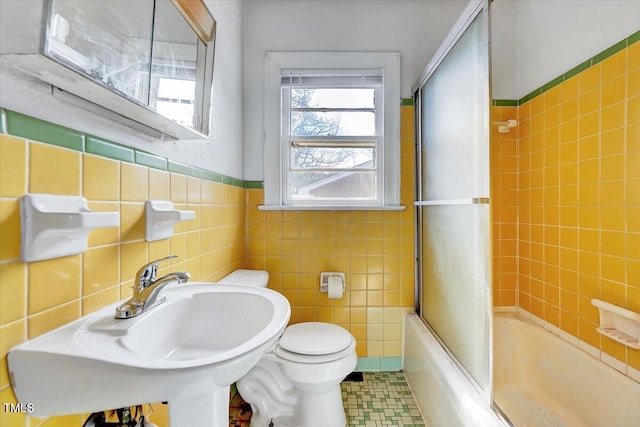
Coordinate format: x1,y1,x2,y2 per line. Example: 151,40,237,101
412,0,494,404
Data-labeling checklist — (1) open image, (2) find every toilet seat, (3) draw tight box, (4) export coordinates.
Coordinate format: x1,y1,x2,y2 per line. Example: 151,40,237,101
280,322,353,355
274,322,356,364
275,340,356,364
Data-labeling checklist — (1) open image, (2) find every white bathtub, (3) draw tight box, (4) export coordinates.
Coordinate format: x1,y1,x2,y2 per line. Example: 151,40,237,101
404,312,640,427
494,312,640,427
403,313,507,427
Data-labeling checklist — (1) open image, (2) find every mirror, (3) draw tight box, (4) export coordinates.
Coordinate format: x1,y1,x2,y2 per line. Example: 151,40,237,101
47,1,154,104
151,0,201,130
44,0,215,137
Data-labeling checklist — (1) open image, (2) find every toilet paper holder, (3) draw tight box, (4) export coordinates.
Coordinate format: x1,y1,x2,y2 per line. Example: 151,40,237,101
320,272,346,293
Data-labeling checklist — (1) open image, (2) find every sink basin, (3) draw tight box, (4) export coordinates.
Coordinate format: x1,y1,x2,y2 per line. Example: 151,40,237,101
8,282,290,426
122,291,279,362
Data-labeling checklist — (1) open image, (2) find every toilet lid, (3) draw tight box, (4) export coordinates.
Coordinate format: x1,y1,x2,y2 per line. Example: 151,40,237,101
279,322,353,355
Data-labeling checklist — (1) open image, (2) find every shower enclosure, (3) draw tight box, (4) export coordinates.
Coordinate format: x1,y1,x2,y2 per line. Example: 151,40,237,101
413,0,494,409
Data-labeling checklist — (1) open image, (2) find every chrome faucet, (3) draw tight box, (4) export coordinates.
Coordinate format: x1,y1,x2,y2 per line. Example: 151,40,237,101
115,255,190,319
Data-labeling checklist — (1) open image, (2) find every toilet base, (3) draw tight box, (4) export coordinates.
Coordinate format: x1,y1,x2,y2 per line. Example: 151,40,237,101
252,415,295,427
293,383,347,427
247,383,347,427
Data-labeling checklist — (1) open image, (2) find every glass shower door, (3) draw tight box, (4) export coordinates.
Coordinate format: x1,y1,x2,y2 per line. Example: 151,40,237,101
414,0,492,402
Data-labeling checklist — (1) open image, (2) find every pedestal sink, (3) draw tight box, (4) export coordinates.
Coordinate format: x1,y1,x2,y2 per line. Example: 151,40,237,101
8,282,290,426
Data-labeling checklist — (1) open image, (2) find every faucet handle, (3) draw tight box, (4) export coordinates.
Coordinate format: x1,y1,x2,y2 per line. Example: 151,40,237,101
135,255,178,290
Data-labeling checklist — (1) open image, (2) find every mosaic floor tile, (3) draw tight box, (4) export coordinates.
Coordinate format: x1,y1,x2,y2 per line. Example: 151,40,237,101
341,372,426,427
229,371,426,426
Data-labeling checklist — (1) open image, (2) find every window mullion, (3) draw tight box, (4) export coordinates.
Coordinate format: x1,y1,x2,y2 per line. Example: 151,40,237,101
374,84,384,204
281,84,292,206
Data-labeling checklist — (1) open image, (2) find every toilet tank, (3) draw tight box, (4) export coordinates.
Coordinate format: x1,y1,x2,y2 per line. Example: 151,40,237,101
218,269,269,288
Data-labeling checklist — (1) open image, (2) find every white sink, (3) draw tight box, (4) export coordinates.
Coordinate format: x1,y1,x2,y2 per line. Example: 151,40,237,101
8,282,290,426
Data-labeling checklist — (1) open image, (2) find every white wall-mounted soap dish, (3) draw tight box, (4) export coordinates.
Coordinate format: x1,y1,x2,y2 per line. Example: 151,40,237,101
145,200,196,242
20,194,119,262
591,299,640,349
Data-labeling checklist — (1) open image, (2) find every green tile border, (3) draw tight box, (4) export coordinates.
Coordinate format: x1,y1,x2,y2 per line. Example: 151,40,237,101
0,108,247,188
517,30,639,106
210,172,225,183
592,39,627,65
563,58,592,81
356,357,381,372
380,357,403,371
0,109,6,134
86,135,134,163
167,159,192,176
244,181,264,189
191,166,215,181
135,150,168,171
356,357,403,372
5,110,84,152
540,74,565,93
401,98,414,106
519,88,541,105
492,99,518,107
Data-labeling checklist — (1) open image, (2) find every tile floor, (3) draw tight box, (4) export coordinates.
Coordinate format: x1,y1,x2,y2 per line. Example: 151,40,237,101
342,372,426,426
229,371,426,426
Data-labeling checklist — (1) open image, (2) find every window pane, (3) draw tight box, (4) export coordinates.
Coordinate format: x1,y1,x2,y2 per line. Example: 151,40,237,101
291,146,374,169
289,171,377,200
157,78,195,101
291,111,375,136
291,88,375,108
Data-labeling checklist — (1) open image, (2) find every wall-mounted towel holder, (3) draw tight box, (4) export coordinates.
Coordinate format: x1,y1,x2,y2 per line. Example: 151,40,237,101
20,194,119,262
145,200,196,242
591,299,640,349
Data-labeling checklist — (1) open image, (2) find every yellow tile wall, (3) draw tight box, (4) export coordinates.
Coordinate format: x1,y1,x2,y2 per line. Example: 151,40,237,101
245,105,416,359
491,105,519,307
0,135,246,427
497,40,640,371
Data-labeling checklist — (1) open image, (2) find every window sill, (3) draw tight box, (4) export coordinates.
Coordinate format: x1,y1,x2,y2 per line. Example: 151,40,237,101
258,204,406,211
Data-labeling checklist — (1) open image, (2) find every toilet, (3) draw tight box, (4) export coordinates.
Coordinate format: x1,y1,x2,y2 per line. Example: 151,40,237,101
218,269,357,427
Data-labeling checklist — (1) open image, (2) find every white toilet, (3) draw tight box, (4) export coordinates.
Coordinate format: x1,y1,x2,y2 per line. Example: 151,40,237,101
218,269,357,427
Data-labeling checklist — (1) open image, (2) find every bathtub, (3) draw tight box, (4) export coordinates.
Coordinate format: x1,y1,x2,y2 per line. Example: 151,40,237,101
403,313,507,427
404,312,640,427
494,311,640,427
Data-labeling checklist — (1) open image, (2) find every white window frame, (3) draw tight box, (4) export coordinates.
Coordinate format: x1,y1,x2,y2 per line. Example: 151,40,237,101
262,52,402,210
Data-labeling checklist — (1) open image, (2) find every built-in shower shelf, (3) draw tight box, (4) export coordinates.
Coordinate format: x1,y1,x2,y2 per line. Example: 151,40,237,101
592,299,640,349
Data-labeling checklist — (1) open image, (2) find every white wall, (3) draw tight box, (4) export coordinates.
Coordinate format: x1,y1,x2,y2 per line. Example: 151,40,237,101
0,0,245,180
242,0,468,181
514,0,640,99
201,0,245,178
491,0,640,100
491,0,517,100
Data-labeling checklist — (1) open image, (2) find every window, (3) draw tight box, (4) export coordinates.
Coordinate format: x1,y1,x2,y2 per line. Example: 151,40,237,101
283,72,381,203
263,52,402,210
